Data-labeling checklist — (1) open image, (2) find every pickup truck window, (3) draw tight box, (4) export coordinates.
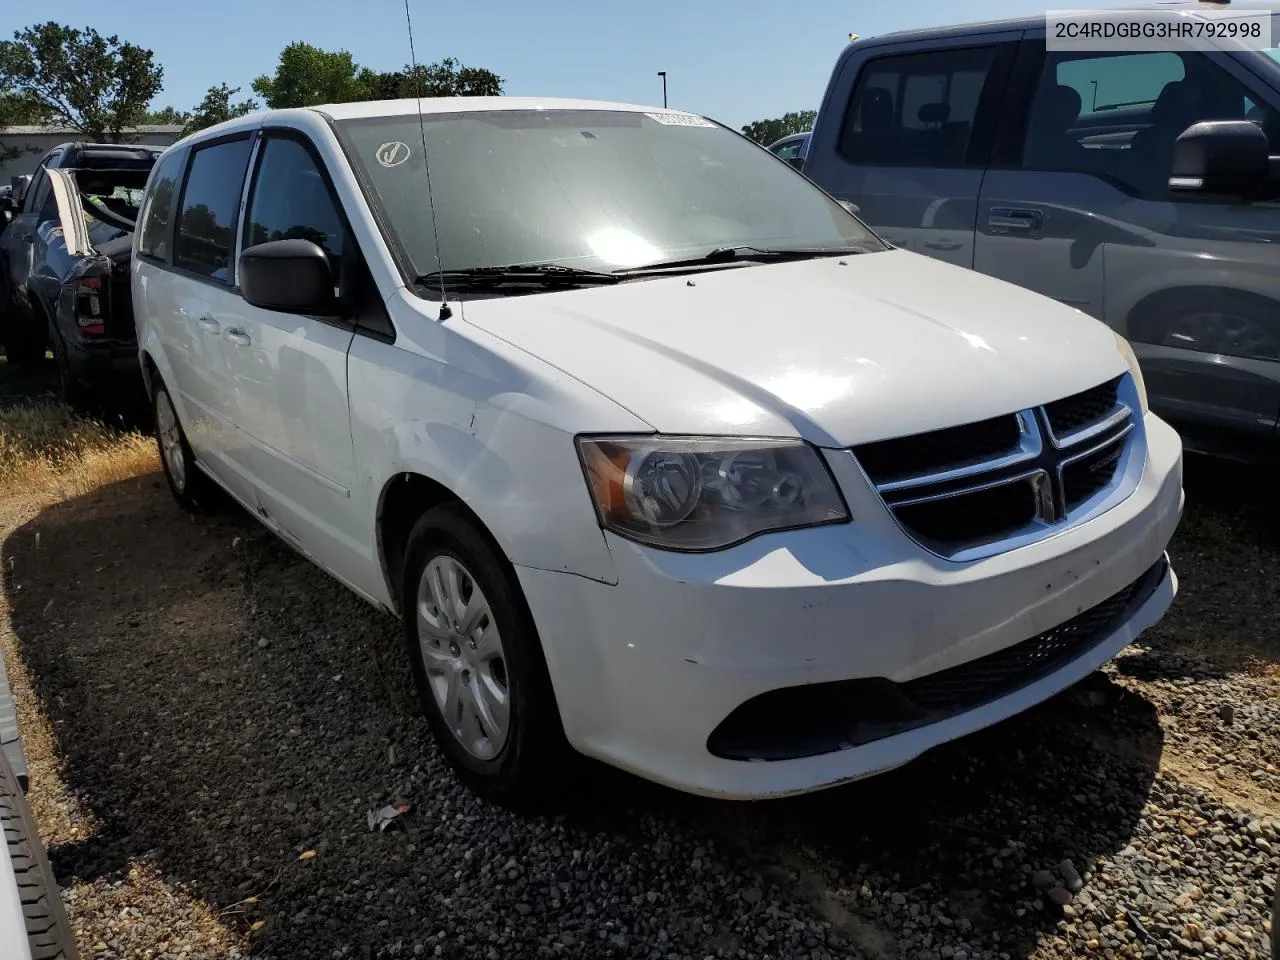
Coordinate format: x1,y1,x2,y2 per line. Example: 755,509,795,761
174,137,252,282
839,45,997,167
1020,47,1275,197
138,148,188,263
335,109,883,285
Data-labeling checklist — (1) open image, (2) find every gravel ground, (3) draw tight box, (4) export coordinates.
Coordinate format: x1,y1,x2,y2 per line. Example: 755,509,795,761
0,449,1275,960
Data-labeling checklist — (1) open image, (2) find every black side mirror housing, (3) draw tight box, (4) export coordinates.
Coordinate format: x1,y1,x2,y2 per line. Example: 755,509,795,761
1169,120,1276,197
239,239,341,316
785,155,805,171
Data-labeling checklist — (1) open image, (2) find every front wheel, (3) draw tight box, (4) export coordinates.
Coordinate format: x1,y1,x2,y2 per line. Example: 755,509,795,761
401,505,568,808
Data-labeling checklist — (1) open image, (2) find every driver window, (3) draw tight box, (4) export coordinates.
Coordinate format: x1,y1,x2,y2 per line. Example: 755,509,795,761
1021,49,1269,197
24,164,51,216
243,136,348,279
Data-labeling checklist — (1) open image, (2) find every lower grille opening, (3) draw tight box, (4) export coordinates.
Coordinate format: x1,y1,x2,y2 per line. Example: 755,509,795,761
893,478,1037,549
706,557,1167,762
1045,376,1122,440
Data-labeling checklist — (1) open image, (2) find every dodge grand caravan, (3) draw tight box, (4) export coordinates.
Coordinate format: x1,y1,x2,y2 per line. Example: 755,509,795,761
803,3,1280,461
133,98,1183,804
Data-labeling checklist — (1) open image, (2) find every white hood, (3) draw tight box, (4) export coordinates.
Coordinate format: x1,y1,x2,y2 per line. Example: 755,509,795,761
460,249,1128,447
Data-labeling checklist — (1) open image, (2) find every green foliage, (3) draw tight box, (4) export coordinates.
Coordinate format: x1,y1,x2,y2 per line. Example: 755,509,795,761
0,91,50,162
740,110,816,146
182,83,258,135
252,42,503,109
251,42,370,109
0,21,163,141
144,104,189,125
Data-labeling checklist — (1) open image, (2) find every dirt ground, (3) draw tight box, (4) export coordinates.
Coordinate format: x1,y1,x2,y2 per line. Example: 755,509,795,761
0,361,1276,959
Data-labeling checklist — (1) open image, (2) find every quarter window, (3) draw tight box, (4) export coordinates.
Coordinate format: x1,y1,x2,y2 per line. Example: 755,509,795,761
174,138,253,282
243,136,348,276
840,45,999,167
138,149,187,262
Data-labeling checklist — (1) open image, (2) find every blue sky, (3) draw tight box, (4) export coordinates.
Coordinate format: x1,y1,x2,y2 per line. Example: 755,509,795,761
45,0,1053,129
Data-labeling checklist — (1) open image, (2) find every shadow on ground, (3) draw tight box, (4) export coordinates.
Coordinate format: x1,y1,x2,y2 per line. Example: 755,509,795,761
0,471,1189,958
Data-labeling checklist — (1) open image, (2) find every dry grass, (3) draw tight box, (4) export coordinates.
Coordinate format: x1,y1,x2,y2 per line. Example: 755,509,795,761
0,401,156,503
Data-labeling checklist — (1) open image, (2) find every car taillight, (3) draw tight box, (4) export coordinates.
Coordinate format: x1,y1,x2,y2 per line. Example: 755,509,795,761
74,276,106,335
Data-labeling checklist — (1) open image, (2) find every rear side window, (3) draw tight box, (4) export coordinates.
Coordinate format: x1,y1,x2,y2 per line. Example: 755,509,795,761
840,45,998,167
138,149,187,262
174,138,253,282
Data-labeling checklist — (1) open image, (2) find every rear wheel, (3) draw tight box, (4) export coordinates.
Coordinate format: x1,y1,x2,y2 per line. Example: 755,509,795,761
401,505,568,808
48,328,93,413
154,381,220,512
0,312,48,367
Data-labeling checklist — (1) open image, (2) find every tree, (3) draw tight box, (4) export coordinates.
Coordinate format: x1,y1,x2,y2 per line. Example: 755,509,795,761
183,83,258,135
251,42,370,109
144,104,189,125
365,58,503,100
0,22,163,141
252,42,504,109
0,90,49,163
740,110,816,146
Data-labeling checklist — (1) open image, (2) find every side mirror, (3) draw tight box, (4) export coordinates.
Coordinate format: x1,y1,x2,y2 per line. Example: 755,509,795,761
838,198,861,216
10,176,30,205
785,155,805,171
239,239,341,316
1169,120,1277,197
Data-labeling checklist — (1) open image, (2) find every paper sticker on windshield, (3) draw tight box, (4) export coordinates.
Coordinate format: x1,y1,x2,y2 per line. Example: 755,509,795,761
644,111,715,128
375,141,411,168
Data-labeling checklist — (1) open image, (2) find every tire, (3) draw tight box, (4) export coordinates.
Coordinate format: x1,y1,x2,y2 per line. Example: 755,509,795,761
48,329,93,413
153,381,221,512
0,750,80,960
400,505,568,808
0,312,48,368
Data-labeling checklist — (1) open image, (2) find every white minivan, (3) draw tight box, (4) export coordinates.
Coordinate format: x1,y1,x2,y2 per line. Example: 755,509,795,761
133,97,1183,805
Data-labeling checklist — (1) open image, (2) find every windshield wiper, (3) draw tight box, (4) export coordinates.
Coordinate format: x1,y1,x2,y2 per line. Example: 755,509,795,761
614,245,867,275
415,263,622,291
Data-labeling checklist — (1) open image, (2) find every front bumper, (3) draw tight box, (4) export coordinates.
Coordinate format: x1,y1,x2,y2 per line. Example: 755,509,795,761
518,413,1184,800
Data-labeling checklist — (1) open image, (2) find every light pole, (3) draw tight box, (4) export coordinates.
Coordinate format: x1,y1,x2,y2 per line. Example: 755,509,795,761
657,71,667,108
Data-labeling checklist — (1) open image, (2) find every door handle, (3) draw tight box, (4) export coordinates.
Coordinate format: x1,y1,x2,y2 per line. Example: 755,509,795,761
988,208,1044,234
924,239,963,252
21,234,34,243
197,316,220,333
225,328,251,346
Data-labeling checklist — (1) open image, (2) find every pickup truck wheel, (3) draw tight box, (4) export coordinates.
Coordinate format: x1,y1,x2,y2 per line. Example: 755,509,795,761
0,315,48,368
153,383,220,513
0,750,80,960
401,506,567,808
49,331,92,413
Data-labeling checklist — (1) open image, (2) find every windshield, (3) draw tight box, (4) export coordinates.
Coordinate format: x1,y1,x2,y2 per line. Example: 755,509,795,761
335,109,883,290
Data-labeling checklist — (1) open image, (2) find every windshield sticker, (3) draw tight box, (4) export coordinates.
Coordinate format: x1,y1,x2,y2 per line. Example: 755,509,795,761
375,141,411,168
644,111,715,128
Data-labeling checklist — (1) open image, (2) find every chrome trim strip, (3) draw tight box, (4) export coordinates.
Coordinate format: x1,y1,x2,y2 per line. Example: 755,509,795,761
887,467,1046,509
1046,402,1132,449
878,411,1040,493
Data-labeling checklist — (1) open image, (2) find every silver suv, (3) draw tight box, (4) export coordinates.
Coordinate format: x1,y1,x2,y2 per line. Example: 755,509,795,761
803,3,1280,461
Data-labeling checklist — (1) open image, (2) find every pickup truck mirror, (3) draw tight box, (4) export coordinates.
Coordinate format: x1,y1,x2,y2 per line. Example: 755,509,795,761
784,155,805,171
10,175,30,206
838,198,861,216
239,239,342,317
1168,120,1279,198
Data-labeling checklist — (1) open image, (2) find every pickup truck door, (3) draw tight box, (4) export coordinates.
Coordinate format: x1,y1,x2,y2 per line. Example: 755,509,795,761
976,34,1280,445
803,32,1018,267
5,154,57,308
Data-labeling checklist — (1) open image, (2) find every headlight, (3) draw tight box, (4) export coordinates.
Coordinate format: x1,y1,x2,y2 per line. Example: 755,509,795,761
1114,331,1149,413
577,436,850,551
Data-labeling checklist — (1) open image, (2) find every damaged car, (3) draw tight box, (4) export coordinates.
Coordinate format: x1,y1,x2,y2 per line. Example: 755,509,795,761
0,143,160,411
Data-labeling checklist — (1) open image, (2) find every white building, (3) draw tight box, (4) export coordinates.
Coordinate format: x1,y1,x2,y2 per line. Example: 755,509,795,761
0,124,184,184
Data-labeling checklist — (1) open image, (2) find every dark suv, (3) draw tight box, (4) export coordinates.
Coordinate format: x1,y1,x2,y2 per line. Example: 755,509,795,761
0,142,161,409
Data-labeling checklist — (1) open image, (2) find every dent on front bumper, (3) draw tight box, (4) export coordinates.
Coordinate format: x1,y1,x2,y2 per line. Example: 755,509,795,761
518,413,1184,799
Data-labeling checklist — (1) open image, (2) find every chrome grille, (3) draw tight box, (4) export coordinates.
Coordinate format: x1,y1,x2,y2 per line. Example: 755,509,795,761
851,375,1141,561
